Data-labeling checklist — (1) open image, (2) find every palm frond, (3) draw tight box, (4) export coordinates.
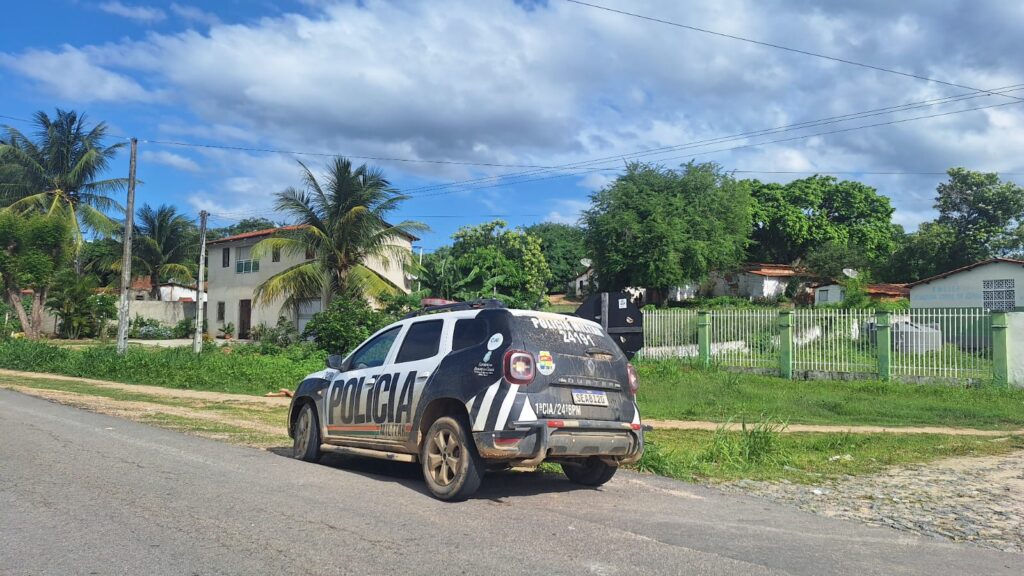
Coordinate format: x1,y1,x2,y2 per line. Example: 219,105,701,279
253,261,325,305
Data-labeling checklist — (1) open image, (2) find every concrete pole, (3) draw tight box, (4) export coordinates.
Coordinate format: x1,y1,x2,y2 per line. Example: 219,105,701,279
876,311,891,381
115,138,137,355
697,310,711,368
193,210,208,354
778,310,794,379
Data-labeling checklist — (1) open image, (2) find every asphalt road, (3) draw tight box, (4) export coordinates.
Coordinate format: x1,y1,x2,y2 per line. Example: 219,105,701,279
1,388,1021,576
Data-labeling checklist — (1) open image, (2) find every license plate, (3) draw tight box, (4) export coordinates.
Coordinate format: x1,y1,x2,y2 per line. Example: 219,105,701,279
571,389,608,407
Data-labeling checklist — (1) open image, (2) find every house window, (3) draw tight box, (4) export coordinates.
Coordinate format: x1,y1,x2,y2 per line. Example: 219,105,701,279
217,302,225,322
819,289,828,302
272,247,281,263
982,279,1015,311
222,247,230,268
235,259,260,274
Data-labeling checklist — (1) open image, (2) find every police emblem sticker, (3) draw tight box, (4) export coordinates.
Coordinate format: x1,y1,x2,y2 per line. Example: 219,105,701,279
537,350,555,376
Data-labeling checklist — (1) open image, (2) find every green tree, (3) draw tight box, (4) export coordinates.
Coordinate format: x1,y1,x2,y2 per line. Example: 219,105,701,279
207,217,278,241
745,175,898,266
804,238,871,281
45,271,116,339
0,109,127,242
80,237,123,287
935,167,1024,266
583,162,751,301
882,222,956,282
523,222,587,294
133,204,198,300
252,158,427,308
0,210,73,338
443,220,551,309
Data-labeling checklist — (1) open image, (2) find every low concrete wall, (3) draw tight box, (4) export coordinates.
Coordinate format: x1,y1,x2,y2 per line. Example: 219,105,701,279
128,301,196,326
1007,312,1024,387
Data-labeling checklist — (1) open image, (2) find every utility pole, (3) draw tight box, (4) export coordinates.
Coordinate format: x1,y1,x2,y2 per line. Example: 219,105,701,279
116,138,138,355
193,210,208,353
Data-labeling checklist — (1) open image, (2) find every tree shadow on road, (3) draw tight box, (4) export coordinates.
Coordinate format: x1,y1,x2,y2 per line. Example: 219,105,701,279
266,445,589,501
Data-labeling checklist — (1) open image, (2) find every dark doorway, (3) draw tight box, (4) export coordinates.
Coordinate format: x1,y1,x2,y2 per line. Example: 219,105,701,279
238,299,252,339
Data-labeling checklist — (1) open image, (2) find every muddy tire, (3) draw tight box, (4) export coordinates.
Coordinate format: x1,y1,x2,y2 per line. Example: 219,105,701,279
563,457,617,486
421,415,484,501
292,403,322,462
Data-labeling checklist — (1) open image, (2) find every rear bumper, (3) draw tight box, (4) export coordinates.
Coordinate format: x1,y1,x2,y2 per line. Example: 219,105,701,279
474,419,644,465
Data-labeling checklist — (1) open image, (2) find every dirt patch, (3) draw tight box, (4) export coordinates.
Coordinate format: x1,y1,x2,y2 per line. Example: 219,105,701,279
0,368,290,407
5,385,286,438
648,418,1024,436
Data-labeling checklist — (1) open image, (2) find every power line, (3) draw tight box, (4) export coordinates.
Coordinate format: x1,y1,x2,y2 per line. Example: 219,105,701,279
733,170,1024,176
563,0,1024,103
415,98,1024,198
401,84,1024,195
143,139,553,169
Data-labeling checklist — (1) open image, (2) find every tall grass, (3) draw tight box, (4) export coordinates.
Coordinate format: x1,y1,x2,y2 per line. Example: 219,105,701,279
0,339,325,395
701,417,789,468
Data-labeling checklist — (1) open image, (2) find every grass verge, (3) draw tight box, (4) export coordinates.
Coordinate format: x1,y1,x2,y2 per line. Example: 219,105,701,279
632,428,1024,483
636,359,1024,430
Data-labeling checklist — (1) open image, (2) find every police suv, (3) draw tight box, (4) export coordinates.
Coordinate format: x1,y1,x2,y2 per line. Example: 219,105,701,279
287,299,644,501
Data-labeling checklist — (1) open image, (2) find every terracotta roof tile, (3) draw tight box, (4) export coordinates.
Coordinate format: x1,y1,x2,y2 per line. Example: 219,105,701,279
906,258,1024,287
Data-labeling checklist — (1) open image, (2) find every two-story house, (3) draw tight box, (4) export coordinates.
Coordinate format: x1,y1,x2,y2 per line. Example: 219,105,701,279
206,226,415,338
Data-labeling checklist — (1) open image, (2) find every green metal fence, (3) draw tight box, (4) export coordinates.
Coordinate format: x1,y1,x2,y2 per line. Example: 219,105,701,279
641,308,1005,384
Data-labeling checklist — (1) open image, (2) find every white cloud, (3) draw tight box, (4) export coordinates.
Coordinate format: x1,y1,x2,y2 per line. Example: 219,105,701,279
170,3,220,26
545,199,590,225
140,150,201,172
3,0,1022,231
0,47,155,102
99,1,166,23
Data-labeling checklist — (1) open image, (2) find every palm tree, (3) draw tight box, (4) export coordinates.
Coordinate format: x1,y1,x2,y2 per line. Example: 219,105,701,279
253,157,428,308
133,204,198,300
0,109,127,242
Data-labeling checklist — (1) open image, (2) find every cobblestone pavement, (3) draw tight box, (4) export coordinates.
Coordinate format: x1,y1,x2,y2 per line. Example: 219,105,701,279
721,449,1024,553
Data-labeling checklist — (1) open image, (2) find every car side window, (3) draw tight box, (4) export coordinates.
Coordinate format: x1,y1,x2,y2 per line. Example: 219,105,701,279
348,327,401,370
452,318,488,351
395,320,443,363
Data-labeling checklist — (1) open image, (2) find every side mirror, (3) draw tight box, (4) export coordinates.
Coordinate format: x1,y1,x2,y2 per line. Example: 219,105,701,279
327,354,345,371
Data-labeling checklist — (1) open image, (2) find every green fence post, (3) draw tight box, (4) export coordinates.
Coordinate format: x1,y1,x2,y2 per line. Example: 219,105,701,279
779,310,793,379
876,311,891,381
992,311,1008,387
697,310,711,368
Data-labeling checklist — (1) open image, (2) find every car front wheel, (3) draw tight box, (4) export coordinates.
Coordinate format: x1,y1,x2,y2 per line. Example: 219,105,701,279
420,415,484,501
292,403,322,462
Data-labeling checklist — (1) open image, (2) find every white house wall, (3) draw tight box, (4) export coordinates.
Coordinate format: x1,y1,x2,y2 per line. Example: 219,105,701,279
910,262,1024,309
206,234,413,336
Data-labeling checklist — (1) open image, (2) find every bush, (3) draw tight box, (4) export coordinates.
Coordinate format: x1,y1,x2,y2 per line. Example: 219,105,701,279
303,297,394,355
0,338,326,395
172,317,207,339
250,316,300,347
129,316,172,339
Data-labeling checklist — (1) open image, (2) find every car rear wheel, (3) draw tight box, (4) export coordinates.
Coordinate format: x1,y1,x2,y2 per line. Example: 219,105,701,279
421,415,483,501
562,457,617,486
292,403,322,462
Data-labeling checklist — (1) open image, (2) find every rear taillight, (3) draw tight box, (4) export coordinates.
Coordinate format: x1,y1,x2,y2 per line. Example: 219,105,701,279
503,350,535,385
626,363,639,395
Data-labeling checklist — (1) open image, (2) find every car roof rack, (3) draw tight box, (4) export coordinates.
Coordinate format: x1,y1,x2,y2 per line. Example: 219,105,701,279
403,298,506,319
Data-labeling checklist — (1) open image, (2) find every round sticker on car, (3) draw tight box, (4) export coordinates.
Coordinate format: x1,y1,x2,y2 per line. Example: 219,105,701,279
537,350,555,375
487,333,504,350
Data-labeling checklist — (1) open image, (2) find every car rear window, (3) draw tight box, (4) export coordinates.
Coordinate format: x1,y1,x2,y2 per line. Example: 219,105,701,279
513,314,620,356
452,318,488,351
395,320,443,363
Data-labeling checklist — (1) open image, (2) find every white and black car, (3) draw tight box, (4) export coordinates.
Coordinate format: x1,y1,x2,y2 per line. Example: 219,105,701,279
287,300,644,501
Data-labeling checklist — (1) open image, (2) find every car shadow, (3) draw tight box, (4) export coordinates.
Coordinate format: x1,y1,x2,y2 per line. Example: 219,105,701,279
267,445,587,500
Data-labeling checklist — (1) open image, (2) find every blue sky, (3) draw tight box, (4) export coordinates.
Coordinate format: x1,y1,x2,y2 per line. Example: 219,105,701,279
2,1,1022,250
